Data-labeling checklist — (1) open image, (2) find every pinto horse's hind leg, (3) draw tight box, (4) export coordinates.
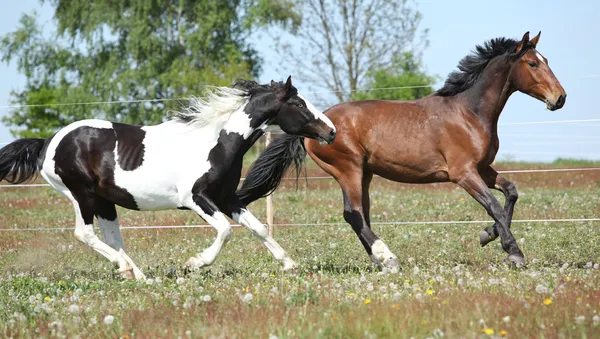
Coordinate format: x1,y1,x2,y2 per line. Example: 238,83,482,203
454,170,525,267
67,191,146,280
479,168,519,247
94,198,145,280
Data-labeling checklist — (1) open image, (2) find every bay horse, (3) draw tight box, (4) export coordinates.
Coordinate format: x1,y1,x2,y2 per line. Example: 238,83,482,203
0,77,336,280
237,32,566,269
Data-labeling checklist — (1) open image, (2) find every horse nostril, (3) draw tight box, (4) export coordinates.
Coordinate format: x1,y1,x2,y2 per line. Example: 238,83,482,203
556,94,566,108
328,130,336,143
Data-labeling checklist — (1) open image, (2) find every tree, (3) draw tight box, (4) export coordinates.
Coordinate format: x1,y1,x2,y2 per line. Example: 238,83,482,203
273,0,429,104
1,0,300,138
350,52,436,101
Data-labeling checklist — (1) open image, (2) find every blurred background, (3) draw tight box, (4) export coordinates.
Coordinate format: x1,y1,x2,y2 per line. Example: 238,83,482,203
0,0,597,162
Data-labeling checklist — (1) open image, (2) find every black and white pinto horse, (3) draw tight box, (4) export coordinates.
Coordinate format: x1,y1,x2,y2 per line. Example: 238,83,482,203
0,77,336,280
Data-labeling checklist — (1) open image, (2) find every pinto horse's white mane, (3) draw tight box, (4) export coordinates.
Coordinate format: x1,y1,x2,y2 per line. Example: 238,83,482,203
172,86,249,128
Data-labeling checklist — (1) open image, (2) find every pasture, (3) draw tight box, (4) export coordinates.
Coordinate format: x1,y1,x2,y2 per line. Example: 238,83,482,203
1,159,600,338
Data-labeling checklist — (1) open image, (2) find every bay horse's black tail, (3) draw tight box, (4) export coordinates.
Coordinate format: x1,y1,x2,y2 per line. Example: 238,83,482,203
236,135,306,205
0,138,47,184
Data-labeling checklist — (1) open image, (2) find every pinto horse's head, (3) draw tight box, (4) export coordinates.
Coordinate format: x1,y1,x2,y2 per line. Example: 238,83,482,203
270,76,336,145
509,31,567,111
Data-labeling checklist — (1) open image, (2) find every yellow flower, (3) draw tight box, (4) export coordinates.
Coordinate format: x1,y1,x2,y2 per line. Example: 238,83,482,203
348,292,355,296
482,328,495,335
44,296,51,302
364,299,372,305
426,289,434,295
404,279,410,283
392,304,400,309
566,276,572,282
429,279,434,283
500,330,508,336
543,298,552,305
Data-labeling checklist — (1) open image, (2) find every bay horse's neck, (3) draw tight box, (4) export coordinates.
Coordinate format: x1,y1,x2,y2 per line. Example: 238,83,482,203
461,57,516,133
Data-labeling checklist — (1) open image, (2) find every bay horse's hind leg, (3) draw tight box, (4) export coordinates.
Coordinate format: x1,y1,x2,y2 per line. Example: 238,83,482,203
478,167,519,247
339,170,399,270
94,197,145,280
453,169,525,267
67,190,146,280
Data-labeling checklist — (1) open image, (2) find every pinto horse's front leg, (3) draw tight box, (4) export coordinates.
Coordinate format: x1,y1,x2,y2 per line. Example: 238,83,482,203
479,167,519,247
223,198,297,271
454,170,526,267
182,193,233,270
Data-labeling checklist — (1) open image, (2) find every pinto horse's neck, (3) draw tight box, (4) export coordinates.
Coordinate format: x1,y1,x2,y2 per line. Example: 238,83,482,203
461,56,517,133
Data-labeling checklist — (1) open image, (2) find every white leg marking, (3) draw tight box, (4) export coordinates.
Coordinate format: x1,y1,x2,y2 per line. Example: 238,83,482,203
98,217,125,251
70,200,145,280
371,239,398,268
232,209,297,270
183,199,232,269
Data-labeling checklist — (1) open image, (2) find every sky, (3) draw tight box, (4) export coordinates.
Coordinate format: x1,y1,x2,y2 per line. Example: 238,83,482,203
1,0,599,162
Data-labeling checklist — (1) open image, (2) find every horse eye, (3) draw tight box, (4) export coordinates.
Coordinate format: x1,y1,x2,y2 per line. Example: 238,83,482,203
528,61,538,68
296,103,304,108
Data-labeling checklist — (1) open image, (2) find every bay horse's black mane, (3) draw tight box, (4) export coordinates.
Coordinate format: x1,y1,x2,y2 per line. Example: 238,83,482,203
436,37,534,96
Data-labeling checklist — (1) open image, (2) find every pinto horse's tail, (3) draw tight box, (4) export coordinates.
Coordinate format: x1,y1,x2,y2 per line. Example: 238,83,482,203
236,135,306,205
0,138,47,184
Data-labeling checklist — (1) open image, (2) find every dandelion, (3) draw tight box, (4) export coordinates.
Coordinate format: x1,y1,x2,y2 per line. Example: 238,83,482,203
499,330,507,336
202,295,211,302
503,316,510,323
104,315,115,325
575,315,585,325
592,315,600,326
481,328,495,335
364,299,372,305
427,289,434,295
68,304,80,314
176,277,185,284
242,293,253,303
44,296,51,302
543,298,552,305
392,304,400,309
535,284,548,294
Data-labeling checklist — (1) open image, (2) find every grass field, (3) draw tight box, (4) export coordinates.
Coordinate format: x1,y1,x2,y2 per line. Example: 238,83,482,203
1,160,600,338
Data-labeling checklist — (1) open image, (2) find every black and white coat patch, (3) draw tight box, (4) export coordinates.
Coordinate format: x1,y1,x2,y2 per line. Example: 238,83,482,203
1,78,337,280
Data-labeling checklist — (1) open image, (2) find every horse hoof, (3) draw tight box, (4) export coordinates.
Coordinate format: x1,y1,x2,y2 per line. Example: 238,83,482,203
479,228,498,247
282,259,298,272
384,257,402,272
503,255,526,269
120,269,135,280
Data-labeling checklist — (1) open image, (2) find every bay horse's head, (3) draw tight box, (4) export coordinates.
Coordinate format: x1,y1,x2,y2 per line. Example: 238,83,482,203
270,76,336,144
509,31,567,111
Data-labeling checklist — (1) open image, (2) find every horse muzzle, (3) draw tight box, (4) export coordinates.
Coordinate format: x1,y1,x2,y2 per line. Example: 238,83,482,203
546,94,566,111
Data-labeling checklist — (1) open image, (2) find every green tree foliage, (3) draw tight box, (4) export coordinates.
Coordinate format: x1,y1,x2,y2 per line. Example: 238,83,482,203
274,0,430,103
1,0,299,137
351,53,436,101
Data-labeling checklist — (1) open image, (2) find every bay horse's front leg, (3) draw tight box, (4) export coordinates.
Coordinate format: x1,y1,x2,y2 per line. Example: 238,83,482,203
454,170,525,267
479,167,519,247
223,198,297,271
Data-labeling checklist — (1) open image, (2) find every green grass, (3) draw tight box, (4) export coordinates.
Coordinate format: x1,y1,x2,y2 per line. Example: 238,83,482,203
1,165,600,338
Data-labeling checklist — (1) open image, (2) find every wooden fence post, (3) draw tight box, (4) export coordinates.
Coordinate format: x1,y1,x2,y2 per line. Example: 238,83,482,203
265,132,274,237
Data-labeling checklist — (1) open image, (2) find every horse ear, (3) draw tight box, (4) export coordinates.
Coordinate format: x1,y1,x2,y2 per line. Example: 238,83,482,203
285,76,293,93
270,80,277,87
514,31,530,53
277,76,294,101
530,31,541,48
